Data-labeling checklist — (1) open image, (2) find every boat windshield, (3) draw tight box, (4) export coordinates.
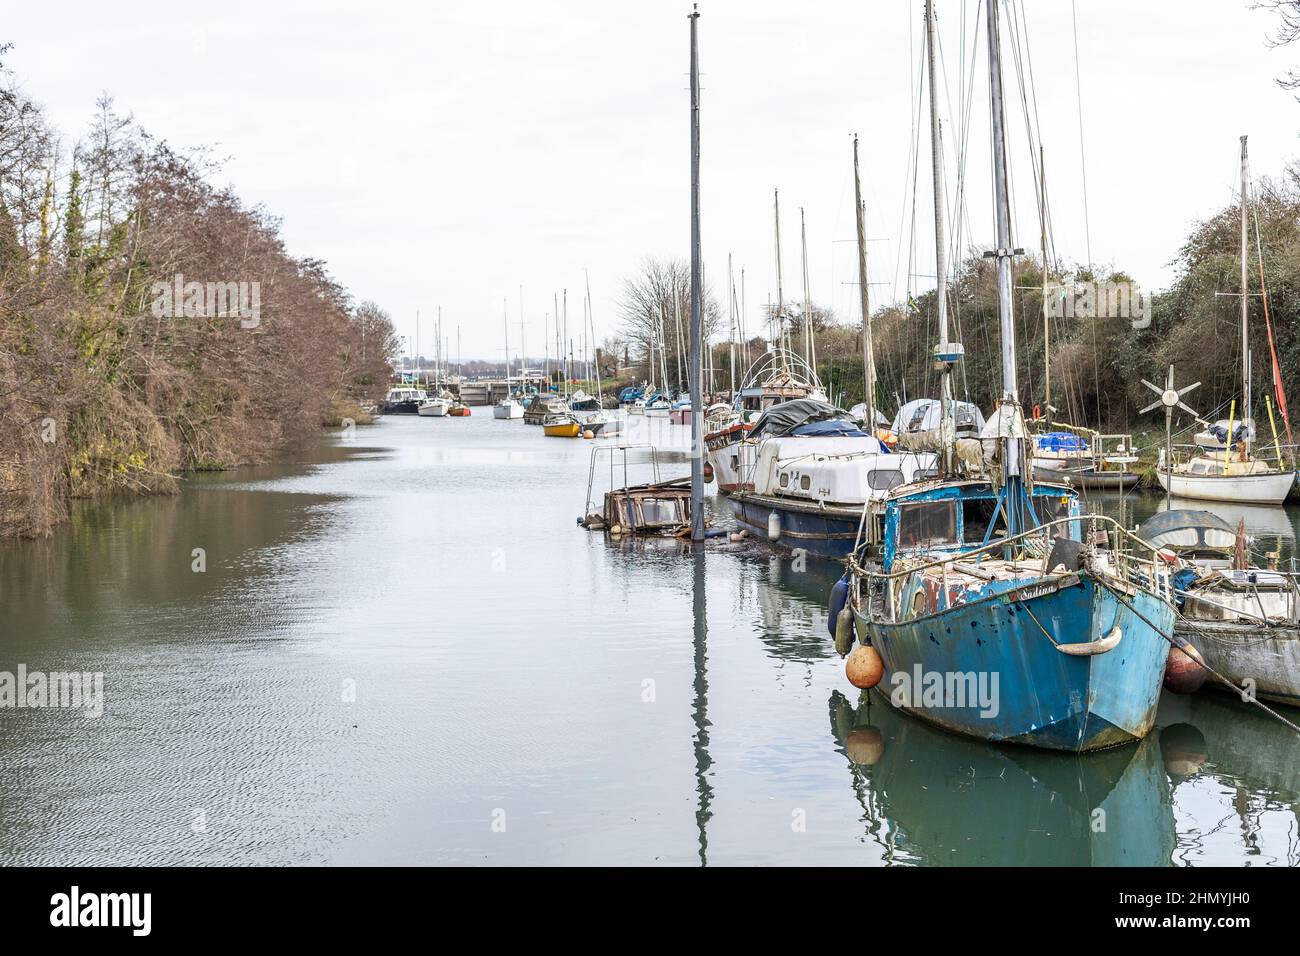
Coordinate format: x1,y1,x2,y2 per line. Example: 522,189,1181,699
896,500,959,550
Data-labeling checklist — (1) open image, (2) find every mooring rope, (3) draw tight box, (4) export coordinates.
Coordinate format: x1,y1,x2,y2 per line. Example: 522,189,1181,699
1094,576,1300,737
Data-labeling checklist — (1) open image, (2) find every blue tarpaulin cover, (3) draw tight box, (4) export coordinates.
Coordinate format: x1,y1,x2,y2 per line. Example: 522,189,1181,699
1035,431,1086,452
791,419,871,439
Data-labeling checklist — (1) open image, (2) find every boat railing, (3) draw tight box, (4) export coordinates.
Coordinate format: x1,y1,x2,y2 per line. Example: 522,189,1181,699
848,514,1177,618
583,443,663,519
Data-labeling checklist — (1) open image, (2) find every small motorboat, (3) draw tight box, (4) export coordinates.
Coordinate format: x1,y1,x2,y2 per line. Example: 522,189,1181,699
418,397,449,417
542,413,581,437
382,387,428,415
493,398,525,419
446,402,471,417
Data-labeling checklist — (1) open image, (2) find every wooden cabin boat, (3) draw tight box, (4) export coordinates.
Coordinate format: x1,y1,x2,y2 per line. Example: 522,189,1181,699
524,394,568,425
446,402,471,417
577,445,694,535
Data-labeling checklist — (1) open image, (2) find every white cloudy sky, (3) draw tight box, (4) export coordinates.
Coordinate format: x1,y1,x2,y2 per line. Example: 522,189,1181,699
6,1,1299,361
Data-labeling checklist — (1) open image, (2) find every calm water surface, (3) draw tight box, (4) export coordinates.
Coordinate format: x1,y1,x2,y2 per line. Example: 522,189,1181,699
1,413,1297,865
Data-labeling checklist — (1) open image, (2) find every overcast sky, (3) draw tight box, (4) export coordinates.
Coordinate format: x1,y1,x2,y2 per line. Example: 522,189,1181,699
6,1,1299,361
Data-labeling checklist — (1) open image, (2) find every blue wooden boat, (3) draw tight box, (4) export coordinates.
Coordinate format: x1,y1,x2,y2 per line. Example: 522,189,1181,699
835,0,1177,754
845,478,1175,751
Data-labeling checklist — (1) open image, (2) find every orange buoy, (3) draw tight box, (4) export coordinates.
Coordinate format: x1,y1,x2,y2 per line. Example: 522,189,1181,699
845,726,886,766
1163,643,1207,694
845,644,884,690
583,429,595,439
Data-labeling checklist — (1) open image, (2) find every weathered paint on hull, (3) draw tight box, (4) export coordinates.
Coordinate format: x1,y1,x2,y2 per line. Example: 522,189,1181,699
1175,619,1300,707
729,494,861,560
853,575,1174,752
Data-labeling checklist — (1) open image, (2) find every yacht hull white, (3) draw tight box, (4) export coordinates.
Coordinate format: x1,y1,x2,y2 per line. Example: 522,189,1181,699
493,401,524,420
1157,469,1294,504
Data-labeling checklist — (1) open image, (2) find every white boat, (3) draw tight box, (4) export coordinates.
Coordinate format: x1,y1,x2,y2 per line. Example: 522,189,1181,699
568,391,604,424
1156,454,1294,504
417,397,448,417
493,398,525,419
643,397,672,418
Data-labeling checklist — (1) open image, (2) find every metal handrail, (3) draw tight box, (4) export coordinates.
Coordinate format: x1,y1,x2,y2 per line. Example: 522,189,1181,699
846,513,1168,583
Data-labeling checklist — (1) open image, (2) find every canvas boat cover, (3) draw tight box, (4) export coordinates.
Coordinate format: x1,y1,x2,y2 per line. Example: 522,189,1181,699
749,399,859,439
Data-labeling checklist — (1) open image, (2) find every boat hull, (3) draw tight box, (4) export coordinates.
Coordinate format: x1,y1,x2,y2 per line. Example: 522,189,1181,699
1032,465,1140,489
728,492,861,559
417,404,446,417
543,421,581,437
1157,469,1294,504
1174,619,1300,707
492,403,524,419
384,401,423,415
853,574,1174,752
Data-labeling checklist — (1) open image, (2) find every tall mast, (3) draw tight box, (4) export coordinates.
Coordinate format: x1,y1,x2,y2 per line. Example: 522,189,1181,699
585,268,603,404
728,253,736,393
1040,145,1050,418
852,135,876,430
519,285,526,382
773,188,786,363
502,298,510,387
689,4,705,542
987,0,1027,529
800,207,812,365
1240,134,1251,452
925,0,956,473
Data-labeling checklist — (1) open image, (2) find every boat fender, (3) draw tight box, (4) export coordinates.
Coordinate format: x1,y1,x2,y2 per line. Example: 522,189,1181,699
845,644,883,689
827,574,850,639
833,608,854,657
767,511,781,542
703,462,714,483
1163,643,1207,694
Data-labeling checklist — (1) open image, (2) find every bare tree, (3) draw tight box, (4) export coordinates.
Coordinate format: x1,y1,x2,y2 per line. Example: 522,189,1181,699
617,255,720,390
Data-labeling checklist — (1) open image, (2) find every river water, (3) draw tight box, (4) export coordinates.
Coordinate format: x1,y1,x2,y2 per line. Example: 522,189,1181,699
1,412,1297,866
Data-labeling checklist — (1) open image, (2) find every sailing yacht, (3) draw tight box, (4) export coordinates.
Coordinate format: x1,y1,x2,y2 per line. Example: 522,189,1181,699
1156,137,1295,505
837,0,1176,753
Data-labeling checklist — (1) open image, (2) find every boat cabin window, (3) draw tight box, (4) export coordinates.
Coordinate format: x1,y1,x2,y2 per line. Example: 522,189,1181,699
799,475,811,490
868,469,904,491
638,498,681,526
962,498,1005,544
896,500,959,550
779,472,789,488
